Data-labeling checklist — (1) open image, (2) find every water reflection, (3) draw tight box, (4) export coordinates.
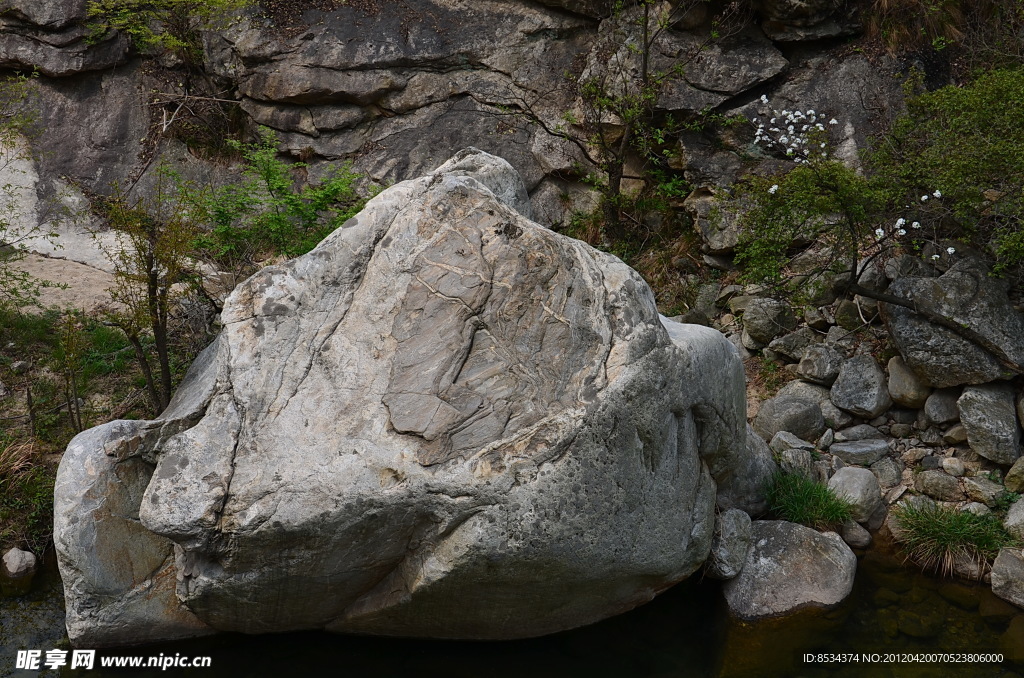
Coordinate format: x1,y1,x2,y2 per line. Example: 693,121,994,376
4,537,1024,678
721,538,1024,678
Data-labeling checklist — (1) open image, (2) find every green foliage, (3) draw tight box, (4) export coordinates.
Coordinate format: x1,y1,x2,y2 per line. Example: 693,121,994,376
649,168,691,203
0,307,150,554
0,307,59,351
891,502,1020,577
87,0,250,63
80,323,133,381
189,128,368,276
0,463,56,554
736,68,1024,301
765,470,854,531
994,490,1020,514
97,164,204,413
870,67,1024,275
735,159,890,289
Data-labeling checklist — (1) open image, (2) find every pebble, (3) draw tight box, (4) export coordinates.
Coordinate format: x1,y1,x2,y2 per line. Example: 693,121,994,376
962,502,991,516
941,457,966,477
943,424,969,445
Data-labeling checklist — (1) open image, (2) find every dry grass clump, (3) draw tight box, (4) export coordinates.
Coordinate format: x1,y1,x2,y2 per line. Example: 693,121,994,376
865,0,966,51
0,440,36,491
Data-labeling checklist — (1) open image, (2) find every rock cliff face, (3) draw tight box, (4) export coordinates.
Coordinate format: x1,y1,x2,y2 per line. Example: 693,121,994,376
54,149,754,646
2,0,900,253
0,0,127,77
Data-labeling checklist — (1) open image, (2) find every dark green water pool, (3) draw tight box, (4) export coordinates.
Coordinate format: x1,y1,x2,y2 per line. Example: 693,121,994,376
3,540,1024,678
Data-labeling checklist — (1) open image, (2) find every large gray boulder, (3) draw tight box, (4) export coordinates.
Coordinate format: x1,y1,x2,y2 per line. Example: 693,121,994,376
958,384,1022,465
881,260,1024,388
722,521,857,620
55,150,754,647
830,355,892,419
752,394,826,444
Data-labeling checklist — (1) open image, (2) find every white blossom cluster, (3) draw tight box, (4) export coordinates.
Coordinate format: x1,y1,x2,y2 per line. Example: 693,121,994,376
751,94,837,164
752,96,957,264
874,190,956,260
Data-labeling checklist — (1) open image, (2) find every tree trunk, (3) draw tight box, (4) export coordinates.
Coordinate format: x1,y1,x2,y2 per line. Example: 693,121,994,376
127,332,163,414
602,122,635,244
153,292,172,411
602,161,626,243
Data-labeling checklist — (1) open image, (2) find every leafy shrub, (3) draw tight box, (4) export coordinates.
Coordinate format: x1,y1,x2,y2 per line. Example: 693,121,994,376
189,128,368,279
765,470,854,531
97,165,205,413
869,67,1024,276
737,70,1024,301
891,502,1020,577
735,158,889,293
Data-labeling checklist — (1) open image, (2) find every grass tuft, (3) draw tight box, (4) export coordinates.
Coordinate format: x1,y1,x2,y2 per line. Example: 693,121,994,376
765,470,854,531
0,440,35,491
891,502,1020,578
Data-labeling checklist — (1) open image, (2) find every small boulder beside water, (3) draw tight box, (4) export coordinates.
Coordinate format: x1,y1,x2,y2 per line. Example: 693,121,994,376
2,548,37,579
828,467,882,525
991,548,1024,609
1,547,38,597
722,520,857,620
